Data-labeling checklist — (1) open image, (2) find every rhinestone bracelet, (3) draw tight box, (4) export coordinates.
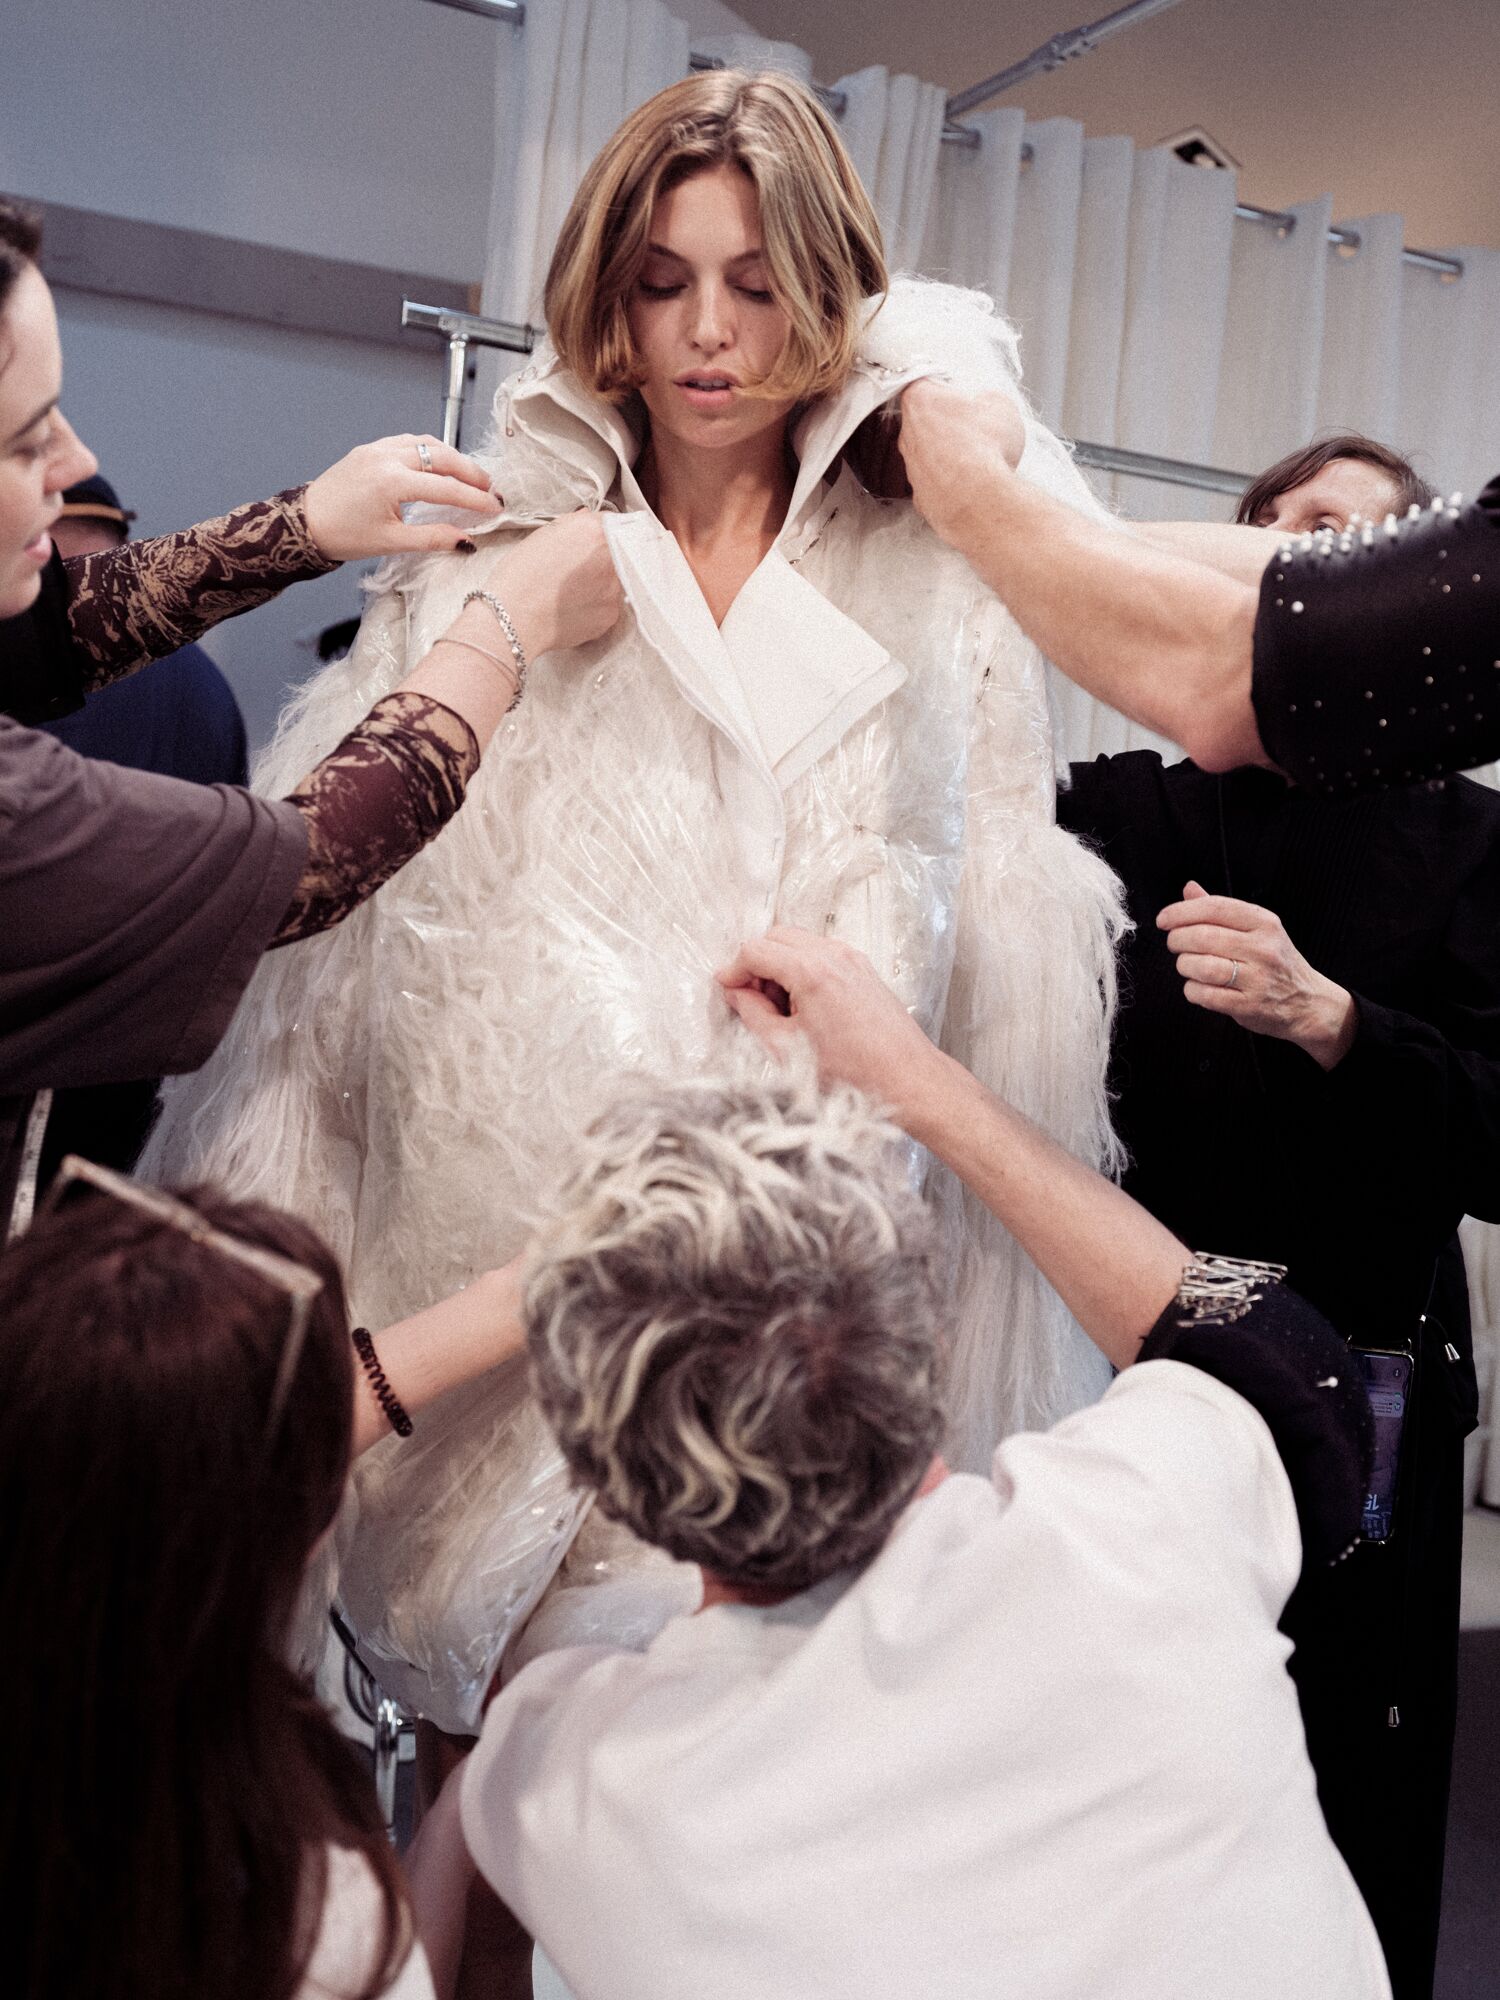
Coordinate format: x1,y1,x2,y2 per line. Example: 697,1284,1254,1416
462,588,528,703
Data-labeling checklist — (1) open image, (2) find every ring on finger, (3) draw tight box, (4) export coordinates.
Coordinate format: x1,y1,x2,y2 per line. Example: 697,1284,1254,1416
415,439,433,473
1226,960,1240,989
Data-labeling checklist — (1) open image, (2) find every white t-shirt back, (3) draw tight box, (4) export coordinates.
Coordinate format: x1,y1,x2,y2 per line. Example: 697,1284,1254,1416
463,1361,1390,2000
294,1846,436,2000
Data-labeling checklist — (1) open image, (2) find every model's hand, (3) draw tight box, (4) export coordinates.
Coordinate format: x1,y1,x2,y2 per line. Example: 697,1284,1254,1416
716,927,946,1113
476,510,624,662
1159,880,1358,1070
896,380,1027,546
302,434,502,559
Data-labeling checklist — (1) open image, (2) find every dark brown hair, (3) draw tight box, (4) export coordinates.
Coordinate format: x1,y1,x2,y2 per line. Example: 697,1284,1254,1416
1235,431,1437,526
0,1185,412,2000
0,196,43,318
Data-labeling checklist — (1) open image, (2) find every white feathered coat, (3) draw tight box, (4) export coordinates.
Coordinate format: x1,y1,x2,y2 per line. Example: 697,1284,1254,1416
149,282,1127,1730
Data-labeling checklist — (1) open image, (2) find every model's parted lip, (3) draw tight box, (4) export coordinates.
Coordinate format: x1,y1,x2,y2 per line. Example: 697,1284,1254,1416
674,371,740,389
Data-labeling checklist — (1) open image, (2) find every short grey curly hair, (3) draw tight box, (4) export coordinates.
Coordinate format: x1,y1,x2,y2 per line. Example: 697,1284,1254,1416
525,1075,947,1596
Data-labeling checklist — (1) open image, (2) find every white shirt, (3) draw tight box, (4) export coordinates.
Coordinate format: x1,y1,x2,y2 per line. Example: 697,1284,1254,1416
294,1846,436,2000
461,1362,1391,2000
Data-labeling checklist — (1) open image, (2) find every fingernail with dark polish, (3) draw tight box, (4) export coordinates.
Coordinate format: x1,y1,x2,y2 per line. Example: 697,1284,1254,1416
456,538,477,555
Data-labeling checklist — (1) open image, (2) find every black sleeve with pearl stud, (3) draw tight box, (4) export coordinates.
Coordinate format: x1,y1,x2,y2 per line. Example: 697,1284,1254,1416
1138,1258,1373,1571
1251,480,1500,794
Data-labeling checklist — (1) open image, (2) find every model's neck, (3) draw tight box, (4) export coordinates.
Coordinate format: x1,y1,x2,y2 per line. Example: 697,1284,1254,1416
640,421,797,556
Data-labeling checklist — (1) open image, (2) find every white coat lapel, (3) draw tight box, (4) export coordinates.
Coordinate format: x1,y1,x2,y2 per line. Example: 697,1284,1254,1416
602,513,771,783
719,549,906,792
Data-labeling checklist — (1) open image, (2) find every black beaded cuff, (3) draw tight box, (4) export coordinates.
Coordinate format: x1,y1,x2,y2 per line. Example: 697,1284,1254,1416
1252,479,1500,795
352,1325,414,1439
1140,1259,1372,1568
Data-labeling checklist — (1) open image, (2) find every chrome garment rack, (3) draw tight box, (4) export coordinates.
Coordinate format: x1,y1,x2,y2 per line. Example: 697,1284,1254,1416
400,301,534,449
421,0,1465,281
402,296,1248,494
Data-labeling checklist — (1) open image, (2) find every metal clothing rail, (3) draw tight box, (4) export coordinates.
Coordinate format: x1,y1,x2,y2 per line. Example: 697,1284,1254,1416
946,0,1191,118
401,300,534,447
1073,441,1248,497
404,296,1250,496
1231,200,1463,280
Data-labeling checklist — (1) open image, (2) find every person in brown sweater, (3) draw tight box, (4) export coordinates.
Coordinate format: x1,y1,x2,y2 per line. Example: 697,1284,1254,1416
0,196,623,1231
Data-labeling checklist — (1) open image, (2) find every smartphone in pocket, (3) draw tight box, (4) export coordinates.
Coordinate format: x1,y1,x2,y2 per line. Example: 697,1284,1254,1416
1351,1345,1414,1544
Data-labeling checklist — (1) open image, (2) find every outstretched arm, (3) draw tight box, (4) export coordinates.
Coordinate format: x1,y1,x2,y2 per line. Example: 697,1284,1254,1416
718,930,1373,1564
895,381,1266,772
897,380,1500,791
717,928,1188,1370
1132,518,1285,586
352,1259,527,1457
58,436,503,697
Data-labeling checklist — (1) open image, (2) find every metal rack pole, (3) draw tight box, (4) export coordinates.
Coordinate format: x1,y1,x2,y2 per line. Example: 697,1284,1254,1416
946,0,1192,118
401,299,535,447
418,0,1461,279
423,0,524,21
1071,441,1248,498
1230,201,1463,280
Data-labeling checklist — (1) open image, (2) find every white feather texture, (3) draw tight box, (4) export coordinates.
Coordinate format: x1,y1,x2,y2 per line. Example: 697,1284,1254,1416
146,280,1126,1730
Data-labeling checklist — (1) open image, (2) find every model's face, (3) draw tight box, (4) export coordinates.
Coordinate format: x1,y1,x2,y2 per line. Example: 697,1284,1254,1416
0,265,95,617
1258,458,1403,536
626,164,798,457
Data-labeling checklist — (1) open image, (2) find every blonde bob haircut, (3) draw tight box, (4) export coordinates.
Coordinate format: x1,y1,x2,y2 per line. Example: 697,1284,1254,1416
543,70,889,405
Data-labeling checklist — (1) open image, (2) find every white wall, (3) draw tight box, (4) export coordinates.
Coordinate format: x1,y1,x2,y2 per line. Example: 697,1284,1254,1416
7,0,756,746
5,0,500,278
53,293,440,747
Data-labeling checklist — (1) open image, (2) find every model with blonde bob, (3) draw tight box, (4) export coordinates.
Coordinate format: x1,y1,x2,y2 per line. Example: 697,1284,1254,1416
545,70,888,406
152,64,1127,1745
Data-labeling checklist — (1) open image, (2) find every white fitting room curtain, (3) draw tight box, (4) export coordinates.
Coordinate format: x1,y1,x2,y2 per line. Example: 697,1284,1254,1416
481,0,688,328
834,65,947,274
482,10,1500,1485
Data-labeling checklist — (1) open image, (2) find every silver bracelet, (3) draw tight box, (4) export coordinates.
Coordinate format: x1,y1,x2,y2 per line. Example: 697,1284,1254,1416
462,589,528,702
433,636,524,710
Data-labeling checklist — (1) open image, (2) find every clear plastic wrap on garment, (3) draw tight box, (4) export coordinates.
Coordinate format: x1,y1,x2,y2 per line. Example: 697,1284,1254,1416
145,280,1126,1731
334,1358,592,1722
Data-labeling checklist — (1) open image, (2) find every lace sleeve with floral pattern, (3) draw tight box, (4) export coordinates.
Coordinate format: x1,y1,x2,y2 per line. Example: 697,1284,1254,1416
65,487,338,691
272,692,481,945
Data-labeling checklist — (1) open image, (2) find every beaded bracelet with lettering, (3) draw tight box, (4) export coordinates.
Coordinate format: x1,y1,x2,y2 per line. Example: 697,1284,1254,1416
351,1325,414,1438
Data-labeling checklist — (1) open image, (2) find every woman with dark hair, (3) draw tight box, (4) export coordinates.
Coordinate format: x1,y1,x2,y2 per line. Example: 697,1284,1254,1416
1234,431,1437,531
1048,429,1500,2000
0,1164,530,2000
0,195,623,1235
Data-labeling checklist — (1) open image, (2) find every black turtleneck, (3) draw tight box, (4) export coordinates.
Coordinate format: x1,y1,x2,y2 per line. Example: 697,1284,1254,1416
1059,747,1499,2000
